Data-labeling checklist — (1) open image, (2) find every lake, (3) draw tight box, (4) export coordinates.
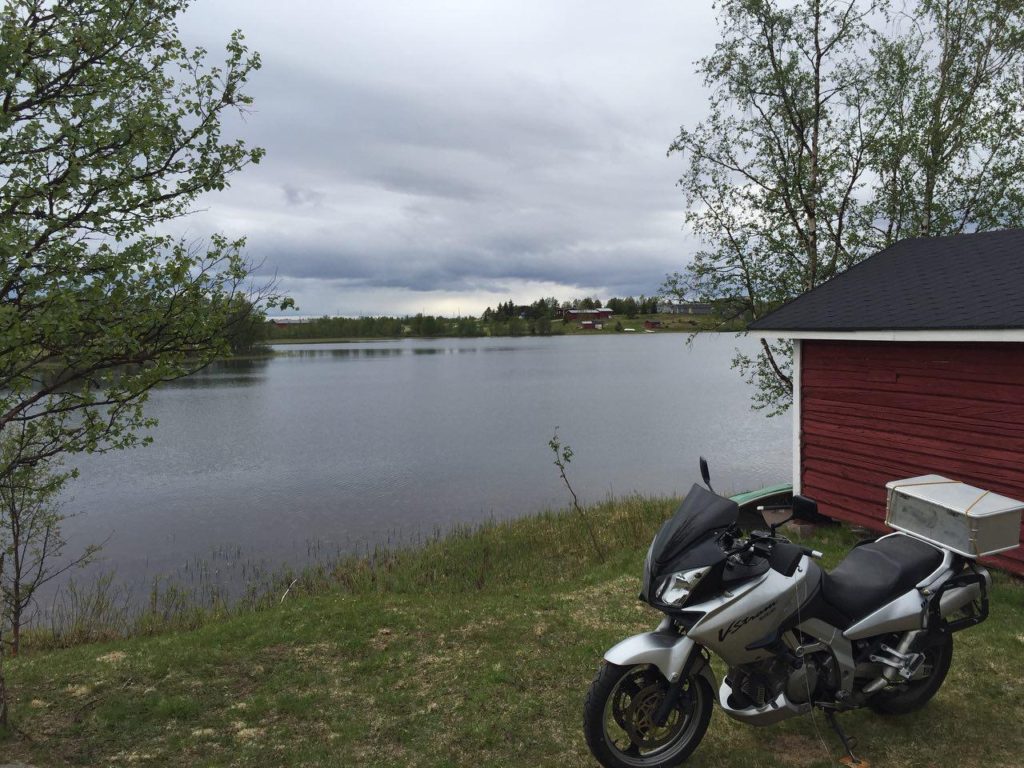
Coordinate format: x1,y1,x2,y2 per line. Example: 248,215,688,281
59,333,792,592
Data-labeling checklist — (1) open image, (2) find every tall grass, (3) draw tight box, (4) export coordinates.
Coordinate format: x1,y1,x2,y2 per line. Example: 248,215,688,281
20,495,678,653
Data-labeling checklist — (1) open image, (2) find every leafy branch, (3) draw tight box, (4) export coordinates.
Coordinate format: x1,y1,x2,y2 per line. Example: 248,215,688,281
548,428,603,562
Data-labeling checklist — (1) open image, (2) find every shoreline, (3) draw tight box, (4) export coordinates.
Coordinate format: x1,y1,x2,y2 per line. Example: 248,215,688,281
262,327,739,347
261,311,744,346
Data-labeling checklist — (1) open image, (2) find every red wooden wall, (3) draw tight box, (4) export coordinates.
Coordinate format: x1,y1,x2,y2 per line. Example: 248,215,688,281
800,340,1024,574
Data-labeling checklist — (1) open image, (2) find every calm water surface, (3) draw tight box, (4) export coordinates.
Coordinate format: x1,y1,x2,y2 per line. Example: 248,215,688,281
60,334,792,587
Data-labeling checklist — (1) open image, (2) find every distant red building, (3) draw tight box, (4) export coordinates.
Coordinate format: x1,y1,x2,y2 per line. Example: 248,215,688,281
566,308,613,322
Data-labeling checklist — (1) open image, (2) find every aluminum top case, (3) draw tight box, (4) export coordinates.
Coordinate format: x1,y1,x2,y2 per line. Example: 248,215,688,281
885,475,1024,558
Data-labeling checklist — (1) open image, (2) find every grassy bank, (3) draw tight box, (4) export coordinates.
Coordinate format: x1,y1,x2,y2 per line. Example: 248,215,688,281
2,497,1022,767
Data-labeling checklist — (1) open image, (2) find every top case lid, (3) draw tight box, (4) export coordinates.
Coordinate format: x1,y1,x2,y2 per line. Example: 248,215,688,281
886,475,1024,517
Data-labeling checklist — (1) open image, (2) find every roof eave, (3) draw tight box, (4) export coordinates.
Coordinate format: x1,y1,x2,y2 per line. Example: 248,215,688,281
749,328,1024,342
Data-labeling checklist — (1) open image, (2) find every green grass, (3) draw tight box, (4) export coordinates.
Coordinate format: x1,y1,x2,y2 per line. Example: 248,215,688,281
2,496,1022,767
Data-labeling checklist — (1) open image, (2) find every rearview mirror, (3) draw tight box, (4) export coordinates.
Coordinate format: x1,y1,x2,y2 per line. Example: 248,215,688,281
699,456,712,491
760,507,793,530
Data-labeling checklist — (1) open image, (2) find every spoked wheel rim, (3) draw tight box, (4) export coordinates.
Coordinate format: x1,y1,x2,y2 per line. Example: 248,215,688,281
601,665,706,766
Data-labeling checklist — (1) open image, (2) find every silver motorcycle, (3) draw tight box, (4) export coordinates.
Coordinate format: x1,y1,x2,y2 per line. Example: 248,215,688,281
583,460,995,768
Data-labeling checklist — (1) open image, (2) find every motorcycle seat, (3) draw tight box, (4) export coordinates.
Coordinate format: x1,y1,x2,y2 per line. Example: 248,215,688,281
821,534,943,623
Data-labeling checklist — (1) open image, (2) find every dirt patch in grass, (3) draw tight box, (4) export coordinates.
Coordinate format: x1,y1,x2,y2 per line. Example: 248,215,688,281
769,732,832,767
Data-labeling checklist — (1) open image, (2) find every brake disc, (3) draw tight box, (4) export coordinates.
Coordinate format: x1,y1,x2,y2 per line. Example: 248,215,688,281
621,681,684,750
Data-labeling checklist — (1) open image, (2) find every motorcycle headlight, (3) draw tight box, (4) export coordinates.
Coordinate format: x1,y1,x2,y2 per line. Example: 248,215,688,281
656,567,710,606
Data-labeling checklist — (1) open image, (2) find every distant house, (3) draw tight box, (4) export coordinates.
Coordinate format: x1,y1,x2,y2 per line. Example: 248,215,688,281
566,308,613,322
749,229,1024,575
268,315,318,329
658,301,714,315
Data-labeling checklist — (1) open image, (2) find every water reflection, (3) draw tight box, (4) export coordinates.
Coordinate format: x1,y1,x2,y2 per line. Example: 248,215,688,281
158,355,272,389
275,347,404,359
272,343,534,359
274,345,496,359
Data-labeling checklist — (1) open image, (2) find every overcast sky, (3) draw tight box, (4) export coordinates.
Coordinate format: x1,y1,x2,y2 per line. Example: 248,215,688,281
172,1,721,316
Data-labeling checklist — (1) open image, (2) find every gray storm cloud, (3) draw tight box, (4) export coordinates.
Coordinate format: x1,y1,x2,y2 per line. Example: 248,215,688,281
172,1,719,315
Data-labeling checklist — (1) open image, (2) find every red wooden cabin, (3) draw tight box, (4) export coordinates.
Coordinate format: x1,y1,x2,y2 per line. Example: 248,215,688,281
750,229,1024,575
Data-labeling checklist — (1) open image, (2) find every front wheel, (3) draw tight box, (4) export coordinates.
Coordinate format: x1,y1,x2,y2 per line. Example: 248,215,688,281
583,663,713,768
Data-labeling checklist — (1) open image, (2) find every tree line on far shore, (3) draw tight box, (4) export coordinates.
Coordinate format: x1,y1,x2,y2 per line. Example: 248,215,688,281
262,294,665,343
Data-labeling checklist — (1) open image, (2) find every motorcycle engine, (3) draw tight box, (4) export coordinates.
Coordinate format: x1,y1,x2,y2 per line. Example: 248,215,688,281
727,653,834,708
784,657,820,704
786,651,839,703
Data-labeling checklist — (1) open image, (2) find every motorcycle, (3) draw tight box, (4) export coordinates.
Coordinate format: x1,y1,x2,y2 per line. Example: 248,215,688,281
583,459,996,768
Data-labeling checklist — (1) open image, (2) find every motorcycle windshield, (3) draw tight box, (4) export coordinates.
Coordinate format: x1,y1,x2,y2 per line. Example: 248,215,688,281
651,484,738,569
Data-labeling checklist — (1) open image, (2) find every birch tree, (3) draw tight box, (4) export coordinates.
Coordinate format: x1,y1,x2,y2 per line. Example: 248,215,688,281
865,0,1024,245
667,0,1024,414
0,0,287,721
0,0,287,475
0,451,96,656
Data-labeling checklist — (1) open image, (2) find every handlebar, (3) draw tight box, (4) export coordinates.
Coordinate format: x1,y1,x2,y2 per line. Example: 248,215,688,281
725,533,823,561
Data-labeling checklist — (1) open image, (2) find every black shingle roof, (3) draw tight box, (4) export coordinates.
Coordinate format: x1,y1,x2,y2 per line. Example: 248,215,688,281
748,229,1024,331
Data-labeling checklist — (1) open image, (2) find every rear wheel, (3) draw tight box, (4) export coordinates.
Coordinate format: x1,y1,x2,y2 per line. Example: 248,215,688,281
868,632,953,715
583,662,713,768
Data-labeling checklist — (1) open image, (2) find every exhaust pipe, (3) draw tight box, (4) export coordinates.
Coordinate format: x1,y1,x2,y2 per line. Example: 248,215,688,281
939,581,982,616
939,567,990,618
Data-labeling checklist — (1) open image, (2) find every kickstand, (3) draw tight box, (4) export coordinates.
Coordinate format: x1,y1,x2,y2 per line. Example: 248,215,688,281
825,710,864,766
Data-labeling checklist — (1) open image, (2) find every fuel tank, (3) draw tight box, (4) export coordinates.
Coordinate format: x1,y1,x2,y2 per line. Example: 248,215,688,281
688,556,819,666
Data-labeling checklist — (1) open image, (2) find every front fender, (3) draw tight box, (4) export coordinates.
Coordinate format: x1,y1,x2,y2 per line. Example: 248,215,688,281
604,618,717,689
